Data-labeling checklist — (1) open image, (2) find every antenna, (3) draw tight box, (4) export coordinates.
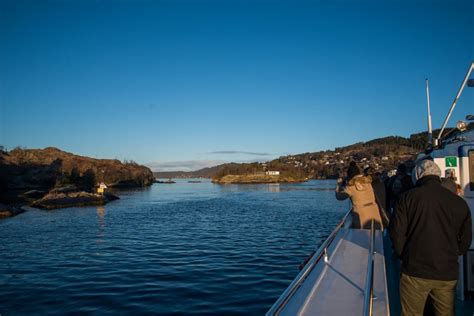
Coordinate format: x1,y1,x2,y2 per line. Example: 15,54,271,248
425,79,433,147
436,61,474,143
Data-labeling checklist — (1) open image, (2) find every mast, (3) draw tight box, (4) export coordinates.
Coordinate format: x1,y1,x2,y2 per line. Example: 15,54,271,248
425,79,433,147
436,61,474,143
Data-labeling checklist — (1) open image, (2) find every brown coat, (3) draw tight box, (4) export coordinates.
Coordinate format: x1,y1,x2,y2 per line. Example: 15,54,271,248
336,175,382,229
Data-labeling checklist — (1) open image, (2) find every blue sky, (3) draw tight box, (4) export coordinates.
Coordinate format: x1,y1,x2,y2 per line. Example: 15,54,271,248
1,0,473,171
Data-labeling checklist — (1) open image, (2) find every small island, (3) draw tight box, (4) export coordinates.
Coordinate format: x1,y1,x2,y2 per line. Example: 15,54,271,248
212,171,307,184
31,190,119,210
154,179,176,184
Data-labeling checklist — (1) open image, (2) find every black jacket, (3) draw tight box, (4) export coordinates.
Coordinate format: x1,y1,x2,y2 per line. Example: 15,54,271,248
386,174,413,211
371,177,387,211
389,175,472,281
371,177,389,228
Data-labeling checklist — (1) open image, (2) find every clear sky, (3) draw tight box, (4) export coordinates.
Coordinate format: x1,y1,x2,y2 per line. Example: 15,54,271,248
1,0,473,171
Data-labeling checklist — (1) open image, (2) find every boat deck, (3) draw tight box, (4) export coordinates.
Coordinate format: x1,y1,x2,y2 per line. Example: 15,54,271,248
269,209,474,315
273,228,389,315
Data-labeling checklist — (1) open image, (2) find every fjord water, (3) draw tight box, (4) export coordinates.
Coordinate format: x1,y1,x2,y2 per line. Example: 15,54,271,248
0,180,348,315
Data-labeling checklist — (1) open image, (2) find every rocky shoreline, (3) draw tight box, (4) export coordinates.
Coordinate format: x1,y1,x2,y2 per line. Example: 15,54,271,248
0,187,121,218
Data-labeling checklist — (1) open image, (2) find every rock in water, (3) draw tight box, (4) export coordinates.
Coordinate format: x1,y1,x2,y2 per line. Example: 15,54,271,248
31,191,120,210
0,204,26,219
103,191,120,201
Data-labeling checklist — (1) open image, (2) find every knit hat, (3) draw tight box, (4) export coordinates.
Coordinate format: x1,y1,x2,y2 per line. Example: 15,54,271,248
347,162,361,180
413,160,441,182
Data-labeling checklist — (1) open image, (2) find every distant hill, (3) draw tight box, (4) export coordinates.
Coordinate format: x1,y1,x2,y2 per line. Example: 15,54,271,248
155,128,463,181
154,164,226,179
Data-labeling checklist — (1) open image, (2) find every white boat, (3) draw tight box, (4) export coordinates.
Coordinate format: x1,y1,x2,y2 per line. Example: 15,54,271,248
267,62,474,315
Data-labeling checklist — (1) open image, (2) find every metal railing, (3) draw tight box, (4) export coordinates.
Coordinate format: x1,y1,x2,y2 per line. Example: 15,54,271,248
266,208,353,316
363,219,376,316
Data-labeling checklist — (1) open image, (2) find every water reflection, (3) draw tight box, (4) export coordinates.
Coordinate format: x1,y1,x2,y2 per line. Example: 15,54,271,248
267,183,280,193
217,182,336,194
96,206,106,242
218,183,284,193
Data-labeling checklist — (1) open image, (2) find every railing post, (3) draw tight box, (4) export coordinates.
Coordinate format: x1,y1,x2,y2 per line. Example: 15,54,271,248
363,219,375,316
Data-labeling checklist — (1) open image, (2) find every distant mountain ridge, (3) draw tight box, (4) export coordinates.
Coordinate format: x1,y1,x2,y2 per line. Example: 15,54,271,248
154,128,462,180
154,164,226,179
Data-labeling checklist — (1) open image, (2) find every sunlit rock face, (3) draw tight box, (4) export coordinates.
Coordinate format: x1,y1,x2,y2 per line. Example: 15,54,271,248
0,147,154,195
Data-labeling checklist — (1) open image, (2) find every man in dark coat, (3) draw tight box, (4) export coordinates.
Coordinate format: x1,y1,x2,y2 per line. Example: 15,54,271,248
389,160,472,316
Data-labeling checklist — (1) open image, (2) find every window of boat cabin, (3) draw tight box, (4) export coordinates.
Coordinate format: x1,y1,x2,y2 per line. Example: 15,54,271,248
470,150,474,191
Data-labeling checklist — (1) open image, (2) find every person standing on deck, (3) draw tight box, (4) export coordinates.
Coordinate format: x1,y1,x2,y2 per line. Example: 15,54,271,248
364,166,390,228
389,160,472,316
386,163,413,213
335,162,383,229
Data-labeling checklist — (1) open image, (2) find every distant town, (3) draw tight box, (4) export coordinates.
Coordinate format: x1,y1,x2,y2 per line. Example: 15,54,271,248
154,128,465,181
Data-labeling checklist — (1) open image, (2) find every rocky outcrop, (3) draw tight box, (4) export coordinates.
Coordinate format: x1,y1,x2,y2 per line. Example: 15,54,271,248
0,204,26,219
31,191,120,210
21,189,47,199
49,185,79,194
0,147,154,201
154,179,176,184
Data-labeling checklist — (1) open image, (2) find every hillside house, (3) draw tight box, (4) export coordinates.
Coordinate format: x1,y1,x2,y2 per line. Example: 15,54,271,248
266,171,280,176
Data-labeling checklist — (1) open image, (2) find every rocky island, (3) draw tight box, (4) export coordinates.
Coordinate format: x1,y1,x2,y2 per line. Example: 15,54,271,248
31,190,120,210
212,173,306,184
0,147,154,216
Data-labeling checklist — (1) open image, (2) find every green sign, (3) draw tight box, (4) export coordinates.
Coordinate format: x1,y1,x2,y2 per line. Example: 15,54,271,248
445,156,457,167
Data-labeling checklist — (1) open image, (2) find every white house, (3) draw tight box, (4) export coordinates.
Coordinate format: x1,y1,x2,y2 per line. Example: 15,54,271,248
266,171,280,176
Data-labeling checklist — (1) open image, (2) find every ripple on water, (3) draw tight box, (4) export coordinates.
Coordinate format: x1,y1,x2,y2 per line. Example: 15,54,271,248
0,180,346,315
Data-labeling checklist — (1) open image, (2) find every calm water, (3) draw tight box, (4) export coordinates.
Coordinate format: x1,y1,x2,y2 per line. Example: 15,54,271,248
0,180,348,315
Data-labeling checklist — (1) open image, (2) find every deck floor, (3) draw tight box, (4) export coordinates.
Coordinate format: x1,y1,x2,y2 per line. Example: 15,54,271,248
279,228,389,315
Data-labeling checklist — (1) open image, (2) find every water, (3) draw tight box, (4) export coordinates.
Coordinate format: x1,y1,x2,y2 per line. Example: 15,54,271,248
0,180,348,315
